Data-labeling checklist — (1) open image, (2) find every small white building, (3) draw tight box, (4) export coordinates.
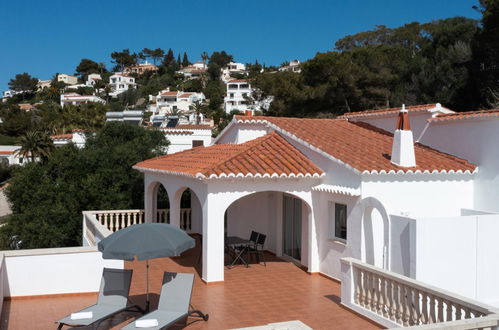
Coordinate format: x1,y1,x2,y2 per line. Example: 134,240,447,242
2,90,24,99
51,129,86,148
108,73,137,97
222,62,247,82
160,123,213,154
60,93,106,107
106,110,143,126
57,74,78,85
0,146,29,165
151,90,205,114
177,65,207,80
36,80,52,90
223,79,272,113
279,60,301,73
86,74,102,86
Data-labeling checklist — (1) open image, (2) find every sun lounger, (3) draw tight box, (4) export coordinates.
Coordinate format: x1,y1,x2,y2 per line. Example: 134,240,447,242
57,268,140,329
123,272,208,330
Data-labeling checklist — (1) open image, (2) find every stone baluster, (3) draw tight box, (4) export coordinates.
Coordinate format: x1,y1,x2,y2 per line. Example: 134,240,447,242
354,269,361,305
445,299,453,322
437,297,444,322
429,293,436,323
126,212,131,227
455,304,462,320
421,292,429,324
120,213,125,230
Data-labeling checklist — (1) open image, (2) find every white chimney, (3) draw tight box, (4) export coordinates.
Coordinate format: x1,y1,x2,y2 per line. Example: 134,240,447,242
391,104,416,167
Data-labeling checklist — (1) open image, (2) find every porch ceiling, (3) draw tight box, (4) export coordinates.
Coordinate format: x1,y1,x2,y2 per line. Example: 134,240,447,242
134,132,324,180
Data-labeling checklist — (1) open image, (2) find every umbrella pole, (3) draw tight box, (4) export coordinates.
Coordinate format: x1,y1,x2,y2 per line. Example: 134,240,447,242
146,260,150,313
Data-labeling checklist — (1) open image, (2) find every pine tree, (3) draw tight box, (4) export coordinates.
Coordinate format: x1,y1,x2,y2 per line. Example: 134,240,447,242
182,52,190,67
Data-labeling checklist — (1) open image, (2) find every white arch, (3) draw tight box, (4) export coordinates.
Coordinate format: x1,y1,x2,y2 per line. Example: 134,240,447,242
349,196,391,270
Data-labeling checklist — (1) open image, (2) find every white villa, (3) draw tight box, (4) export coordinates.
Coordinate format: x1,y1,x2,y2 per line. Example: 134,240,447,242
177,62,207,79
60,93,106,107
222,62,247,82
57,73,78,85
3,103,499,329
279,60,301,73
128,103,499,307
150,90,205,114
108,73,137,97
0,146,29,165
85,73,102,86
51,129,86,148
224,79,272,113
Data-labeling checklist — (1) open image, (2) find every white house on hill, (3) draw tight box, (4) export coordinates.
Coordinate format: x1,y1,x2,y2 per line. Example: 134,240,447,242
224,79,272,113
150,90,205,114
130,103,499,310
108,73,137,97
60,93,106,107
51,129,86,148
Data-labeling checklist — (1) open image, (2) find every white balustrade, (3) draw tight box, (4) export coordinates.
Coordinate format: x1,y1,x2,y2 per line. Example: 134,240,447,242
341,257,499,329
83,208,192,242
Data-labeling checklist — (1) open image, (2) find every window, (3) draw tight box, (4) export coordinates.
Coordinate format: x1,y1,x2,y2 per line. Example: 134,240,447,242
230,93,234,98
330,202,347,241
192,140,204,148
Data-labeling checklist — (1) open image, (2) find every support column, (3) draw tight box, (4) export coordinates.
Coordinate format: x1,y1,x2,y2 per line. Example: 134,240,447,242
307,205,320,273
202,194,226,283
144,182,158,223
170,192,181,228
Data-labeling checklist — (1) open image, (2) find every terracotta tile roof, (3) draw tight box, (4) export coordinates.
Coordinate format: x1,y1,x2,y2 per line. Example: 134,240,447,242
176,124,213,129
429,109,499,123
161,91,178,96
340,103,452,119
134,132,324,179
233,116,476,174
0,151,14,155
51,133,73,140
228,79,249,83
178,93,193,98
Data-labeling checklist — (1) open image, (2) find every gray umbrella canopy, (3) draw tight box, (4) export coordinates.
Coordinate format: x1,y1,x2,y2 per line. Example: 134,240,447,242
98,223,195,261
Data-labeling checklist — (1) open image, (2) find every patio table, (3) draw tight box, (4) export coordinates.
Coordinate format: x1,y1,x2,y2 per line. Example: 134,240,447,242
225,236,252,268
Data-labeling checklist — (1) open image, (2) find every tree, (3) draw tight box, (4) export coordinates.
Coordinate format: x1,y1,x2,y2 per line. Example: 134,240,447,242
140,48,164,65
162,48,175,67
209,51,233,67
0,106,34,136
1,122,169,249
8,73,38,97
111,49,137,72
182,52,190,67
201,51,209,65
75,59,101,79
16,130,54,162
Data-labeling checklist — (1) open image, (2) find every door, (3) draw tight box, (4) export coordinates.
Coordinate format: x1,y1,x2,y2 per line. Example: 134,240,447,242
283,195,302,261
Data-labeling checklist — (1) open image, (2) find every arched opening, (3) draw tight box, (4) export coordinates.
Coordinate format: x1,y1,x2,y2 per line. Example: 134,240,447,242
358,197,390,270
224,191,312,268
156,183,170,223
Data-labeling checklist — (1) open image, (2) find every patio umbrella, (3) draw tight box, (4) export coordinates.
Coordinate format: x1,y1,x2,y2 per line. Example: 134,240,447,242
97,222,195,312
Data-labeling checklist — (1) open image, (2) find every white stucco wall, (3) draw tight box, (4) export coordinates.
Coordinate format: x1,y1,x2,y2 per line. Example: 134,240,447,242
165,129,213,154
361,173,474,218
3,247,123,297
350,112,433,138
215,123,268,145
419,118,499,212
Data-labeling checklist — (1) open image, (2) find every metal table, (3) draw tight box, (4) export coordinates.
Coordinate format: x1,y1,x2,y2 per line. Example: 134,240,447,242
225,236,252,268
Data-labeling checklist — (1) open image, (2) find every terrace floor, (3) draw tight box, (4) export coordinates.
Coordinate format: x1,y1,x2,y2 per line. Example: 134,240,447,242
1,236,381,329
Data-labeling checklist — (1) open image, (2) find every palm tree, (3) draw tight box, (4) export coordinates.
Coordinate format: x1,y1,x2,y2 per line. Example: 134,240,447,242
16,131,55,162
201,52,209,66
191,100,208,124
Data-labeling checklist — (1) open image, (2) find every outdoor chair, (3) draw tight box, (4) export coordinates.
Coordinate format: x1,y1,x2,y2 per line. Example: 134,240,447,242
248,233,266,266
123,272,209,330
56,268,141,330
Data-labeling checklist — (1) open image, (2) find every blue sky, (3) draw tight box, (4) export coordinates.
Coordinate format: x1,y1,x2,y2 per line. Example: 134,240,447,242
0,0,481,91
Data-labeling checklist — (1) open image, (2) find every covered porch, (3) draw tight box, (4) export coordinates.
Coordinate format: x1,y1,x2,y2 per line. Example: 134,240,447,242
134,132,326,283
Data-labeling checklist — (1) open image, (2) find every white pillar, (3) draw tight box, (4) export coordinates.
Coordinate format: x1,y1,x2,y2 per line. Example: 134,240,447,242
202,194,226,283
170,193,181,228
307,205,320,273
144,181,157,223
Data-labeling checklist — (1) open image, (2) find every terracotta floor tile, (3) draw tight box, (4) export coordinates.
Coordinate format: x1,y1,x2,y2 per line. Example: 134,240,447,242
1,236,382,329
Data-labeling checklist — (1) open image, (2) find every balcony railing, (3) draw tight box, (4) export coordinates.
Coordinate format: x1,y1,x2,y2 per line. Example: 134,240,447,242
82,208,192,246
341,257,499,329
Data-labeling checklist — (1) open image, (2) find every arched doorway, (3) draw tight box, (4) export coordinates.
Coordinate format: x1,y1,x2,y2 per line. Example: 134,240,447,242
224,191,312,268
